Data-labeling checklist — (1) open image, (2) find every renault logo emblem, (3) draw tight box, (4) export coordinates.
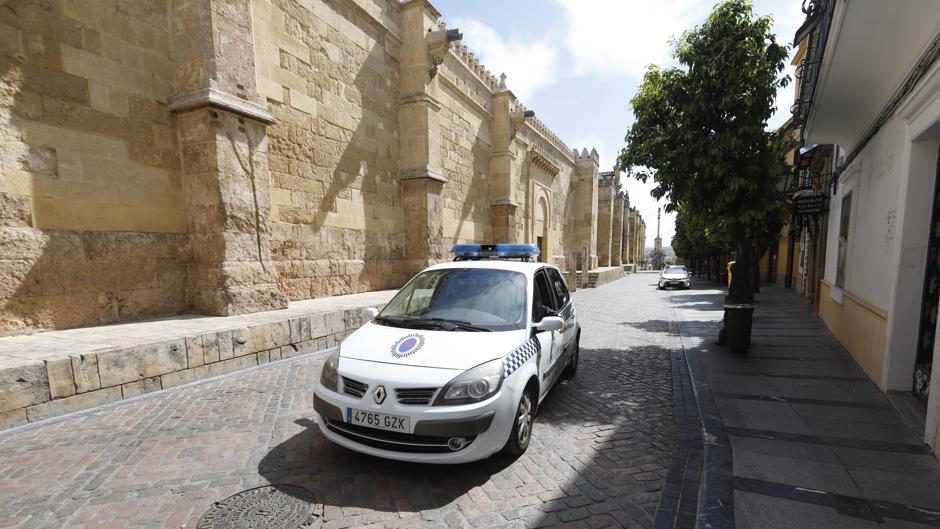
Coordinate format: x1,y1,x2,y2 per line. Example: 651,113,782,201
373,385,387,404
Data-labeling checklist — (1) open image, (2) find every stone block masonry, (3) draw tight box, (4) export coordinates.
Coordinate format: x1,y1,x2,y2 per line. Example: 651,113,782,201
0,0,648,338
0,289,394,430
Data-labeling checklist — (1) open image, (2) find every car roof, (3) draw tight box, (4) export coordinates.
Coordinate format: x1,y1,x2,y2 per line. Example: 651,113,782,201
426,259,556,278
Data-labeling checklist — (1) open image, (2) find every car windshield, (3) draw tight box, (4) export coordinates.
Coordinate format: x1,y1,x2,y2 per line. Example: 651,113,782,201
664,266,686,274
375,268,527,332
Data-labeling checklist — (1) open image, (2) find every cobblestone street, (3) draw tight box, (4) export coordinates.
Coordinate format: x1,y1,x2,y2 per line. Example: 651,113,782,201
0,274,681,529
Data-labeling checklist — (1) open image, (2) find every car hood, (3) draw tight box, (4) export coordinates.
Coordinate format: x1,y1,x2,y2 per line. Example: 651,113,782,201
339,322,529,371
661,273,688,279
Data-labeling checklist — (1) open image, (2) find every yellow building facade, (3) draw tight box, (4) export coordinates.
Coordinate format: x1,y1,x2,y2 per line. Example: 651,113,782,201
797,0,940,456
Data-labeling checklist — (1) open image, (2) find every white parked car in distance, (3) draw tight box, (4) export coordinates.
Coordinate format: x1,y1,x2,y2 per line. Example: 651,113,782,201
658,265,691,290
313,244,581,463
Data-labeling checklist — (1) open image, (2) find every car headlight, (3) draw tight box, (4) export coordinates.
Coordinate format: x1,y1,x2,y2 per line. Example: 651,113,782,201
434,358,504,406
320,349,340,392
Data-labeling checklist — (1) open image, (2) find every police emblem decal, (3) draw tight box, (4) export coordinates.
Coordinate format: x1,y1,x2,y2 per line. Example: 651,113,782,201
391,334,425,358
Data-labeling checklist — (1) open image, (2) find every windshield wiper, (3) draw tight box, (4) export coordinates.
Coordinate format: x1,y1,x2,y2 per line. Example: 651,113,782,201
373,316,492,332
421,317,493,332
373,315,420,328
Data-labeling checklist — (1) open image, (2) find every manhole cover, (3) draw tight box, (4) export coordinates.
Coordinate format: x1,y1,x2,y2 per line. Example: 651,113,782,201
196,485,321,529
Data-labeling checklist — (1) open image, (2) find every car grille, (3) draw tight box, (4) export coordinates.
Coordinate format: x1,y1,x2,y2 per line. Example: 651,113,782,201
342,376,368,399
395,388,437,405
324,419,474,453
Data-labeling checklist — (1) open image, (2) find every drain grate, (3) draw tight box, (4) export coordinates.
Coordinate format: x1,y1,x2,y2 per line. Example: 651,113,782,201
196,485,321,529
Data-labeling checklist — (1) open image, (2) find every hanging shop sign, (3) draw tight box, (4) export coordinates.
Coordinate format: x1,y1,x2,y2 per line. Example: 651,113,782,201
794,194,827,216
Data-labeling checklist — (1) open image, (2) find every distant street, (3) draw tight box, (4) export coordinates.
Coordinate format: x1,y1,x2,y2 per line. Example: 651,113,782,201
0,274,683,529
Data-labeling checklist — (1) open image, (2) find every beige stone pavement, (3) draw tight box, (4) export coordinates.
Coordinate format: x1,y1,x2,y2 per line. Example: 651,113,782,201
0,290,395,368
0,290,396,430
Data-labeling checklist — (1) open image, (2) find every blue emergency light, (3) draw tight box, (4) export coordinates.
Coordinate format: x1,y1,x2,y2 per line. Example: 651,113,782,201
451,243,541,261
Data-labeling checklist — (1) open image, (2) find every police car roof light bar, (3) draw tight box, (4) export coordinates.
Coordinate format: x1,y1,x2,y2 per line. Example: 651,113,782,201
451,243,541,261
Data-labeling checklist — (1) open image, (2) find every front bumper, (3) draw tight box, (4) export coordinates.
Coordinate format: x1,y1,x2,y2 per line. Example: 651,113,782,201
315,394,495,437
313,385,516,464
659,279,690,288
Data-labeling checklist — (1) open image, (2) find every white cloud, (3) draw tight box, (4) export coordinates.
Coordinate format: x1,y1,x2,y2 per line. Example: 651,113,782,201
556,0,711,80
449,18,560,104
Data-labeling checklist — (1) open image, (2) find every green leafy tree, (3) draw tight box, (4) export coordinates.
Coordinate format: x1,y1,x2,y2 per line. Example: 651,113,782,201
619,0,789,306
672,203,734,277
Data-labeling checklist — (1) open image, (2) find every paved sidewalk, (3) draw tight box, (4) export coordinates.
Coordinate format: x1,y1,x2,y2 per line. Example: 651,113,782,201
0,290,395,430
671,283,940,529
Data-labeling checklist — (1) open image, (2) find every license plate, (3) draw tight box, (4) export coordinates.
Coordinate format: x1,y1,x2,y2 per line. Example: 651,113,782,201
346,408,410,433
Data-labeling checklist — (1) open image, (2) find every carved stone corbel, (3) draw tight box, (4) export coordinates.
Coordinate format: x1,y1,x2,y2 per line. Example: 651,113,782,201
426,27,462,76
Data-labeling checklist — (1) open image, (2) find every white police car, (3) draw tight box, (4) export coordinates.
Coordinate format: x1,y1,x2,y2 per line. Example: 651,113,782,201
313,244,580,463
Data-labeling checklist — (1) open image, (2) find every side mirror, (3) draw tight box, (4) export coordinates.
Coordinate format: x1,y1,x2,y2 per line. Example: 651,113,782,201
364,307,379,320
534,316,564,333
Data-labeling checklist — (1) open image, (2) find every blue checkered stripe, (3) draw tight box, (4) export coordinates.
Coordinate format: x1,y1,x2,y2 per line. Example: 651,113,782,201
503,338,540,377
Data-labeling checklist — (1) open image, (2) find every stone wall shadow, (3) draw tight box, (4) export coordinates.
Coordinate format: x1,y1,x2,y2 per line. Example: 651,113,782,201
445,116,491,248
267,14,410,298
0,3,190,336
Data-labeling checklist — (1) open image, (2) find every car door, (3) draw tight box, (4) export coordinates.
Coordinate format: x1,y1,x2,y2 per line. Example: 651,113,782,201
532,269,559,397
547,267,575,352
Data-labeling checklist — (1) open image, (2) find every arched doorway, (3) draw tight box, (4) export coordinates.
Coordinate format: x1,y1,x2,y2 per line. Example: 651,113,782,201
535,196,549,262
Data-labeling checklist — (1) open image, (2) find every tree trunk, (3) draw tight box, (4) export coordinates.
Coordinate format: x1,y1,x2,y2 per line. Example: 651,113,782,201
767,243,776,284
719,223,756,353
753,255,761,293
784,226,795,289
728,224,754,304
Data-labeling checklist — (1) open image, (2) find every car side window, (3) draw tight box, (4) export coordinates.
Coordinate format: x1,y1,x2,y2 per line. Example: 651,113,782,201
532,271,557,321
547,268,570,307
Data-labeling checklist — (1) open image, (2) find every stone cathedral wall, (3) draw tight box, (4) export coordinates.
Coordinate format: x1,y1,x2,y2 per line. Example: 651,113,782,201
0,0,622,337
253,0,408,301
436,48,494,246
0,0,189,335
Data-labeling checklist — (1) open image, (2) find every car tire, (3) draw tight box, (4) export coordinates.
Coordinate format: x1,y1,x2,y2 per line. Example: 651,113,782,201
502,387,535,456
563,337,579,379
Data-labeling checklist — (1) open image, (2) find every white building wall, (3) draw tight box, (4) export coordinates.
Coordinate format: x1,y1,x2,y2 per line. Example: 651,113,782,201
828,117,906,311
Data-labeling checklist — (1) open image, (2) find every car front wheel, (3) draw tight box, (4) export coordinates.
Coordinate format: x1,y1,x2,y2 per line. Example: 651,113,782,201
563,338,579,378
502,389,534,456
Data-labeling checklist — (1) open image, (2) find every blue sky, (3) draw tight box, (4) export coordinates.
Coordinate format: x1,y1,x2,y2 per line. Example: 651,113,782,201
434,0,806,249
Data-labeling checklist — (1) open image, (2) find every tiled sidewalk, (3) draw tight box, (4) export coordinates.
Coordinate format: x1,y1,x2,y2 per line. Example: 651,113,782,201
672,283,940,529
0,290,395,430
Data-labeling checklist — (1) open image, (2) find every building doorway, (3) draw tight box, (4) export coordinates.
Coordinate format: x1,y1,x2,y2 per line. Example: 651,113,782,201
535,196,549,263
914,144,940,405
